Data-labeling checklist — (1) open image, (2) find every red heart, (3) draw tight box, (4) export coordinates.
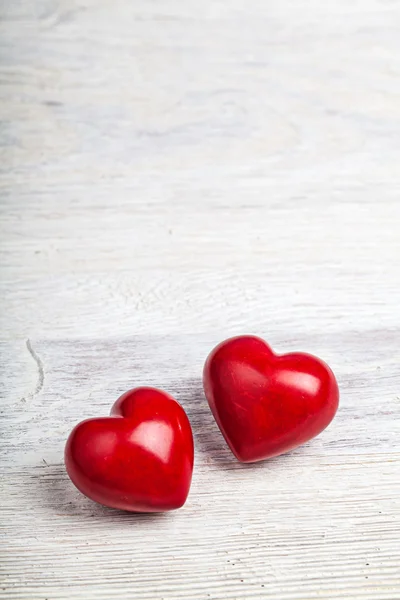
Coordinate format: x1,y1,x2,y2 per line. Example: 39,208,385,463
65,387,194,512
203,336,339,462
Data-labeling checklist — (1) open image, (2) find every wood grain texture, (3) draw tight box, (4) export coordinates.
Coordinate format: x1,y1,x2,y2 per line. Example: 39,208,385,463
2,335,400,600
1,0,400,598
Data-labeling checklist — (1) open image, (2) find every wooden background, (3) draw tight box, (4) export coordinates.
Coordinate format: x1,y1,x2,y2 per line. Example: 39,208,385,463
1,1,400,598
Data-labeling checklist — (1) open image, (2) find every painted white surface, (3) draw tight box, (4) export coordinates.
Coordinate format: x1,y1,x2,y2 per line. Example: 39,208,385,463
1,1,400,598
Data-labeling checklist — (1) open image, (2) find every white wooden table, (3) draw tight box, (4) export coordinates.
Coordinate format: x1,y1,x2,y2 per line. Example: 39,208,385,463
1,1,400,598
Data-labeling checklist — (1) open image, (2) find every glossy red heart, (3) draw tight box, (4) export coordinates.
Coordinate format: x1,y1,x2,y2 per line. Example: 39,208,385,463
203,336,339,462
65,387,194,512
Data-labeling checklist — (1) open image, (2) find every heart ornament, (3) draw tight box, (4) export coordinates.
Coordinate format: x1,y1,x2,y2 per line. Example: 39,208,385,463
203,336,339,462
65,387,194,512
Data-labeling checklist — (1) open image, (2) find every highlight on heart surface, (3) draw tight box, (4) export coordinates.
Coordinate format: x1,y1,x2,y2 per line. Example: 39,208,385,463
203,335,339,463
64,387,194,513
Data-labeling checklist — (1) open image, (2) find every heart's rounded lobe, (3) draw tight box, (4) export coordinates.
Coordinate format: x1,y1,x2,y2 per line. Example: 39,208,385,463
203,336,339,463
65,387,194,512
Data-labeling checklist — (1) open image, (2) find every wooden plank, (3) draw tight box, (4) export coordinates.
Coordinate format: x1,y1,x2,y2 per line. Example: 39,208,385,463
1,335,400,599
